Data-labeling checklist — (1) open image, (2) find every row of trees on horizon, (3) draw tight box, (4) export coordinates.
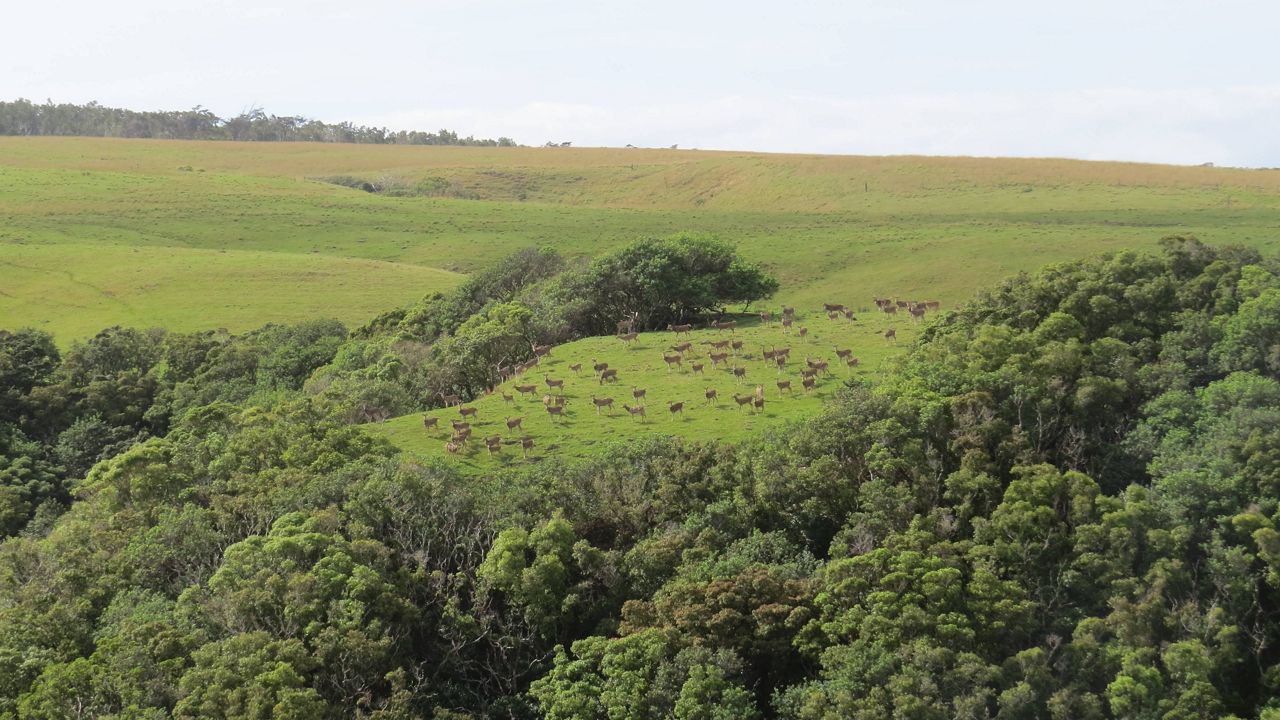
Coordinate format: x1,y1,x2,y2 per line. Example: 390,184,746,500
0,98,518,146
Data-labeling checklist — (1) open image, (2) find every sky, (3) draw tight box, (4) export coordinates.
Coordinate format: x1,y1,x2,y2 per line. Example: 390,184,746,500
6,0,1280,166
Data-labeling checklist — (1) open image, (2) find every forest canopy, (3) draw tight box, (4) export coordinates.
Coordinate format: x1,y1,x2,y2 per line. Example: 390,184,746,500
2,237,1280,718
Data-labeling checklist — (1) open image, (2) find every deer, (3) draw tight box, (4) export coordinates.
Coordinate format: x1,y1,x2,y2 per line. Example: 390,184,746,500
670,341,693,353
782,306,796,318
667,323,693,335
713,320,737,333
909,305,926,322
844,309,856,322
774,355,787,371
846,357,860,370
732,393,753,410
777,379,792,393
616,311,639,336
690,362,705,375
884,328,897,343
569,362,583,374
520,437,535,458
437,392,461,407
485,436,503,455
753,396,766,413
505,416,523,433
501,392,515,404
881,304,898,317
802,376,816,393
543,394,567,407
445,441,462,454
707,339,731,350
618,332,639,347
591,396,615,414
797,327,809,342
709,352,730,367
451,419,470,432
545,404,566,422
599,368,619,384
532,343,553,358
834,348,853,361
622,403,646,421
423,416,440,431
925,300,941,311
667,401,685,420
704,387,718,404
828,311,841,321
782,317,794,333
662,354,683,371
731,340,744,354
823,303,847,313
896,300,909,308
761,347,778,363
732,366,747,383
800,367,818,380
452,427,472,443
592,360,609,373
458,406,478,419
760,310,773,324
514,383,538,399
632,387,647,401
544,375,564,393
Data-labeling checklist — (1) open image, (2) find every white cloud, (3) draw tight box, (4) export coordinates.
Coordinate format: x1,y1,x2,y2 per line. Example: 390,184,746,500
358,86,1280,167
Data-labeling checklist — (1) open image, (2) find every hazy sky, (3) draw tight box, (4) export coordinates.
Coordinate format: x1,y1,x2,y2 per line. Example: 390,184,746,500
7,0,1280,165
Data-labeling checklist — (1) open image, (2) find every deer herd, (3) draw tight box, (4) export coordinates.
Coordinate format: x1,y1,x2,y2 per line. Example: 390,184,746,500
424,296,940,461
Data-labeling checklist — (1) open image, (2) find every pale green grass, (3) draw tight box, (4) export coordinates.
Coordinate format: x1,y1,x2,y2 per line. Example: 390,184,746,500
366,311,916,473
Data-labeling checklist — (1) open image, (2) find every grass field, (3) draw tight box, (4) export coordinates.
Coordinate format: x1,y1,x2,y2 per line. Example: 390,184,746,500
367,308,913,472
3,137,1280,344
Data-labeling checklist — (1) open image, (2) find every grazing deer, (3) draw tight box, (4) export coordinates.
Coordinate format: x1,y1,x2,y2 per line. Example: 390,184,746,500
520,437,535,458
827,311,841,321
874,297,891,308
459,406,478,419
883,328,897,343
514,383,538,399
632,387,647,400
797,327,808,342
667,323,693,335
925,300,941,311
591,396,615,414
802,376,816,392
592,360,609,373
662,354,683,371
505,416,523,433
844,309,856,321
834,348,853,361
622,403,646,421
545,375,564,393
437,392,461,407
667,401,685,420
452,428,471,443
599,368,619,384
732,366,747,383
709,352,730,367
501,392,515,404
732,393,753,410
762,347,778,363
446,441,462,454
777,379,792,393
423,416,440,431
704,387,718,404
671,341,693,353
823,303,847,313
545,404,566,422
896,300,909,308
569,362,582,374
713,320,737,333
846,357,860,370
543,394,567,407
690,362,705,374
485,436,503,455
708,339,731,350
618,331,639,347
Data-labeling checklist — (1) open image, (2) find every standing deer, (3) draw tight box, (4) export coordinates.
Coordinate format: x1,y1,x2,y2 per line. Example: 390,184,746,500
599,368,619,384
671,341,693,353
834,348,853,361
437,392,461,407
827,311,840,321
708,351,730,367
667,323,693,335
881,304,897,317
846,357,860,370
782,317,794,333
485,436,503,455
591,396,615,414
545,404,566,422
909,305,926,322
802,376,816,392
708,339,731,350
667,401,685,420
797,327,809,342
446,441,462,454
782,306,796,318
452,419,470,432
544,375,564,393
622,404,646,421
704,387,718,404
823,303,847,313
776,379,792,393
843,309,856,322
459,406,478,419
713,320,737,333
632,387,647,400
505,417,523,433
501,392,514,404
883,328,897,343
514,383,538,399
732,393,753,410
592,360,609,373
730,340,744,354
618,331,639,347
520,437,535,458
753,396,766,413
690,362,705,375
423,416,440,431
569,362,582,374
925,300,941,311
760,310,773,324
662,354,683,372
617,311,639,335
532,343,553,358
732,366,747,383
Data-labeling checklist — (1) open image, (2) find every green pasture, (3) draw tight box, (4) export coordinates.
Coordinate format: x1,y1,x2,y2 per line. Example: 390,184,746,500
367,309,916,472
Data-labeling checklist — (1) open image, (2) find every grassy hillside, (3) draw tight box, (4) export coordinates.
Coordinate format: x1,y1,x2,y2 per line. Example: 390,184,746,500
368,310,915,472
3,137,1280,343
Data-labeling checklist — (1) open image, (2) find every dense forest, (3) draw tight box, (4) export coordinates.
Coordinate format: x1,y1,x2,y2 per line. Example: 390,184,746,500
0,99,516,146
3,236,1280,718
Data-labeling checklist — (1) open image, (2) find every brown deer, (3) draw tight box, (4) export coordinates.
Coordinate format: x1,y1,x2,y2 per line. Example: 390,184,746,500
591,396,615,414
501,392,515,404
797,327,808,342
834,348,853,361
592,360,609,373
670,341,693,353
802,376,816,392
662,354,683,372
599,368,619,384
883,328,897,342
532,343,553,357
846,357,860,370
713,320,737,333
732,366,747,383
781,317,794,333
909,305,926,322
843,309,856,322
691,362,705,374
732,393,753,410
760,310,773,324
520,437,535,458
514,383,538,399
545,404,566,422
709,351,730,367
543,394,567,407
505,416,523,433
704,387,718,404
776,379,792,393
667,401,685,420
445,441,462,454
730,340,744,354
774,355,787,371
881,304,898,316
622,403,646,421
800,367,818,379
544,375,564,393
667,323,693,335
423,416,440,431
458,406,478,419
753,396,765,413
569,362,583,374
618,332,639,346
485,436,503,455
452,419,470,432
452,427,472,443
761,347,778,363
616,311,639,335
782,306,796,317
925,300,941,311
823,303,847,313
776,346,792,358
632,387,647,400
437,392,461,407
708,339,731,350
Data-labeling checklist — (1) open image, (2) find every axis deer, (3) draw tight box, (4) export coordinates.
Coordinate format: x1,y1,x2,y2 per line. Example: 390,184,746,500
782,306,795,317
632,387,647,400
618,331,639,347
732,366,747,383
544,375,564,393
501,392,514,404
452,428,472,443
761,347,778,363
708,339,731,350
591,396,615,414
446,441,462,454
437,392,461,407
732,393,753,410
592,360,609,373
622,403,646,421
452,419,470,431
545,404,566,421
662,354,683,371
881,304,897,316
713,320,737,333
782,317,794,333
667,401,685,420
774,355,787,371
599,368,619,384
704,387,718,404
777,379,792,393
884,328,897,342
690,362,705,374
671,341,693,353
543,394,567,407
617,311,639,335
910,305,926,322
846,357,860,369
709,352,730,367
823,303,847,313
797,327,808,342
843,309,856,321
667,323,693,335
760,311,773,324
834,348,853,361
753,396,765,413
800,367,818,379
459,406,478,419
520,437,535,458
802,377,816,392
827,311,840,321
423,416,440,431
776,347,792,358
485,436,503,455
731,340,743,354
569,362,582,374
925,300,941,311
532,343,553,357
514,383,538,399
505,417,523,433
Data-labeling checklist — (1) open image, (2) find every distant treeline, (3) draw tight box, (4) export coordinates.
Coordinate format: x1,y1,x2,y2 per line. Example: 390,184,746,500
0,98,517,146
